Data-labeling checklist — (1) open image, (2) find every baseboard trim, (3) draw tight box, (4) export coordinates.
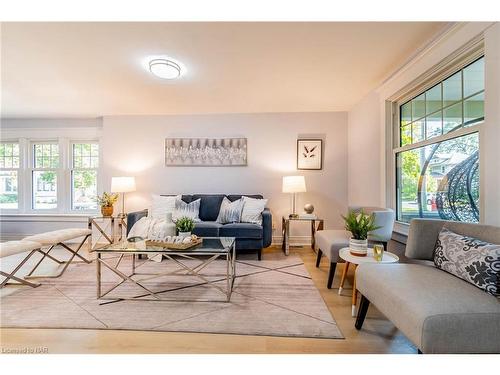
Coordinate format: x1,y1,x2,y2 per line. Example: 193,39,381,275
271,236,311,247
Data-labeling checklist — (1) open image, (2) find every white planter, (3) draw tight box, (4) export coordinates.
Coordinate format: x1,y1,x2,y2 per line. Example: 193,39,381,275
178,231,192,238
349,238,368,256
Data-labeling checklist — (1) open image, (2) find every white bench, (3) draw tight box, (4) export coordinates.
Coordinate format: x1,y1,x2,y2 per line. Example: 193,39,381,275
0,240,43,288
22,228,92,279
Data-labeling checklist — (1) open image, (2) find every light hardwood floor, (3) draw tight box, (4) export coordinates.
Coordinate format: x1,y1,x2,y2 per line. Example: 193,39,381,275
0,242,416,354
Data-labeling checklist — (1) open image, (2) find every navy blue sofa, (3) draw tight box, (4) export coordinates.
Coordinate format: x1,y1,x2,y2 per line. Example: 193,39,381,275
126,194,272,260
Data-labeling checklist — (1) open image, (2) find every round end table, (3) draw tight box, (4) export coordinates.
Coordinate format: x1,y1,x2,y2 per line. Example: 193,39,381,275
338,247,399,317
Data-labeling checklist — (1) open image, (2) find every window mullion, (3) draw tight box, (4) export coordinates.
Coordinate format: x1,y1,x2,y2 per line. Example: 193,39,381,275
394,123,481,154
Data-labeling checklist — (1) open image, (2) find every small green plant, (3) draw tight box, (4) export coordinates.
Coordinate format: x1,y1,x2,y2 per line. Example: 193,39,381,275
176,216,195,233
341,210,381,240
96,192,119,207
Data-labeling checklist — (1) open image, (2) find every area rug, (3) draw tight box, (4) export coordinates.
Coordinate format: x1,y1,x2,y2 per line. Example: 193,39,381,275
0,252,343,339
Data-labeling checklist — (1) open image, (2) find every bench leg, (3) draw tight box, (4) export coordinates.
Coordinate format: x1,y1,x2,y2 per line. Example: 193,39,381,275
0,250,41,288
315,249,322,267
327,262,336,289
25,235,90,279
24,244,57,278
1,271,41,288
355,294,370,330
59,242,91,263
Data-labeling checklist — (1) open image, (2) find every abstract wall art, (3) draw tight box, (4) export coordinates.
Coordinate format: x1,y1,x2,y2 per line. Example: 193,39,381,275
165,138,247,166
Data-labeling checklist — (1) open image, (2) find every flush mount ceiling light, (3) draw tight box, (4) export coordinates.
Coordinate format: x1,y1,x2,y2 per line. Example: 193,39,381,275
149,58,182,80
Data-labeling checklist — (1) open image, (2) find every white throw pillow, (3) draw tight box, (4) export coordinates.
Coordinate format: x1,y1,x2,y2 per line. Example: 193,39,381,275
172,197,201,222
240,196,268,225
148,194,180,220
217,197,244,224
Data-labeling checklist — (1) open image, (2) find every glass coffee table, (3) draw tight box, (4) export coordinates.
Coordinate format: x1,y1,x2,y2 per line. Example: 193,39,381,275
93,237,236,304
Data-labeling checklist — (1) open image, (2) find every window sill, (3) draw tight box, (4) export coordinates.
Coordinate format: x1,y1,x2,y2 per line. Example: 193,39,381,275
0,213,96,222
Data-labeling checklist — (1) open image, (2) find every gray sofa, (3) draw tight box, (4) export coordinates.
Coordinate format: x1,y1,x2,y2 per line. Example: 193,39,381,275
355,218,500,354
127,194,272,260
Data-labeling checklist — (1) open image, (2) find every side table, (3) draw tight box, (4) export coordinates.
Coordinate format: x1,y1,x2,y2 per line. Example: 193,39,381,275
338,247,399,316
281,216,324,255
87,215,128,251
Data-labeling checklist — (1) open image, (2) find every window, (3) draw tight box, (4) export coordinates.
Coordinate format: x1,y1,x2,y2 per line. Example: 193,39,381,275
71,143,98,210
396,56,484,224
0,138,100,214
0,142,20,209
32,142,59,209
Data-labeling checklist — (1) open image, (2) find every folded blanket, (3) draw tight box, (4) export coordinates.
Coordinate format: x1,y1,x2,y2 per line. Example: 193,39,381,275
127,217,175,262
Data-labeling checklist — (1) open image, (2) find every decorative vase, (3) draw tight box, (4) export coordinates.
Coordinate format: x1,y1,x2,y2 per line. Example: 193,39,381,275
349,238,368,256
164,213,176,237
178,231,191,238
101,205,113,217
304,203,314,214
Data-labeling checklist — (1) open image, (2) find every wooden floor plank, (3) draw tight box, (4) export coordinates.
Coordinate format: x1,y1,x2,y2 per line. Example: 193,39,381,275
0,242,415,354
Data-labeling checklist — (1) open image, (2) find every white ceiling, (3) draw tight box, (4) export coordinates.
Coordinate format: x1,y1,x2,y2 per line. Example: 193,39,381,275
1,22,447,118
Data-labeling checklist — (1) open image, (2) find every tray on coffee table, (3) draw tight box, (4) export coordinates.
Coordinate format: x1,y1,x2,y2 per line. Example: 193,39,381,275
145,237,203,250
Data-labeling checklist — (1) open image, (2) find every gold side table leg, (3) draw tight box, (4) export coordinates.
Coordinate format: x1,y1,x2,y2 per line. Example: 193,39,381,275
87,218,93,251
338,261,350,295
285,220,290,255
281,217,286,252
96,253,101,298
352,264,358,317
311,220,316,249
111,217,115,243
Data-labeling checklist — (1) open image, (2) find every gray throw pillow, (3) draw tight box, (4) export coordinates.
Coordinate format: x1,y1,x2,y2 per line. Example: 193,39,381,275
434,227,500,297
172,198,201,222
217,197,243,224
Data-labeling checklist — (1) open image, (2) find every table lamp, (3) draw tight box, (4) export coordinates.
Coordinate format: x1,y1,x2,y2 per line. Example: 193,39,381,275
111,176,136,218
282,176,306,218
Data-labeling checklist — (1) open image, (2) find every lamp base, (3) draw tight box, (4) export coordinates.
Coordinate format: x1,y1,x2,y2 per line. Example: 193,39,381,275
289,213,299,219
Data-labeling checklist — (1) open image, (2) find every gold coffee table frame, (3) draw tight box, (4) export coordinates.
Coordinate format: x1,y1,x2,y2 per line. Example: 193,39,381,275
93,237,236,304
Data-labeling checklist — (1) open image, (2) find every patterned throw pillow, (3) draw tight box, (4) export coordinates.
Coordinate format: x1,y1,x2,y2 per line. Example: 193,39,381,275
434,227,500,297
240,196,268,225
216,197,244,224
172,198,201,222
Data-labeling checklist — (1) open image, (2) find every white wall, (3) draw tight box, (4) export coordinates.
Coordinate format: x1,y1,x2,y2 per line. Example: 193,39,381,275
101,112,348,242
347,92,382,206
347,22,500,229
482,23,500,226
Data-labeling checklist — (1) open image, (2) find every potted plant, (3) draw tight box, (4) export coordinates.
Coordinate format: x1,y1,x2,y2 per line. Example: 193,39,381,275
97,192,119,217
341,210,380,256
176,216,195,238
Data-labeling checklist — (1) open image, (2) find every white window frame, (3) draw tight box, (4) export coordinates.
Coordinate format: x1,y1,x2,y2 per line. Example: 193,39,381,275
29,140,62,212
0,137,100,215
69,140,100,213
387,39,485,231
0,140,21,212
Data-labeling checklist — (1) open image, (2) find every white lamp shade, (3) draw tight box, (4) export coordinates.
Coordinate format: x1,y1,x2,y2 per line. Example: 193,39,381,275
111,177,136,193
282,176,307,193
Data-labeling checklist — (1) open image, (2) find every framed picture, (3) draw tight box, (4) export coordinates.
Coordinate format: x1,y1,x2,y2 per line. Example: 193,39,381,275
165,138,247,166
297,139,322,170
